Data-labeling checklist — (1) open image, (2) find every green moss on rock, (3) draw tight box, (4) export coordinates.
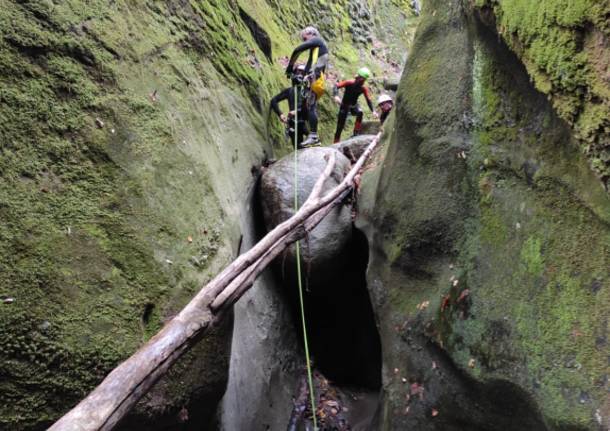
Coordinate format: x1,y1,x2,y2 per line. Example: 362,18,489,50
473,0,610,189
0,0,417,428
358,1,610,429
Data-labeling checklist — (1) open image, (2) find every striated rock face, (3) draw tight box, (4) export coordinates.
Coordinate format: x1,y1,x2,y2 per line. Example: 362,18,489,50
259,147,353,287
357,0,610,430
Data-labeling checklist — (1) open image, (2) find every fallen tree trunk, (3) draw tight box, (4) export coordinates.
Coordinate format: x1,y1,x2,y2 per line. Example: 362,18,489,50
50,132,383,431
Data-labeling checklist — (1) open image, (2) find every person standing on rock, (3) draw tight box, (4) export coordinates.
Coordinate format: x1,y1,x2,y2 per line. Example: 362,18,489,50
285,26,329,147
332,67,378,143
270,65,309,147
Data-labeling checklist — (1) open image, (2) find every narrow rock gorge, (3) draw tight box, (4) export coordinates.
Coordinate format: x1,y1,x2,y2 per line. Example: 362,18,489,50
0,0,608,430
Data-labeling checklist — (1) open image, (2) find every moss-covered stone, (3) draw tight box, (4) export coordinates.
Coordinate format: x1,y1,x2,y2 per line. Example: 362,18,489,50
473,0,610,189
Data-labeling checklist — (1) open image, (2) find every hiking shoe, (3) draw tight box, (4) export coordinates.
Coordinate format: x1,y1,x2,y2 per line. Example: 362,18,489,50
300,133,321,148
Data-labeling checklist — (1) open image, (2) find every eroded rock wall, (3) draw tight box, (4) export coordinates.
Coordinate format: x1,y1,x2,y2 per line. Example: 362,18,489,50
473,0,610,189
0,1,417,429
358,0,610,429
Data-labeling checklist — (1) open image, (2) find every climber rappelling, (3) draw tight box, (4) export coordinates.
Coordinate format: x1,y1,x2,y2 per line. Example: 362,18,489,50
270,64,309,147
332,67,378,143
285,26,329,147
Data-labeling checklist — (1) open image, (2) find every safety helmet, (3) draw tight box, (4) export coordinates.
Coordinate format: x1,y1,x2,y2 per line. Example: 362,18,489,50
291,64,307,85
357,67,371,79
301,26,320,40
377,94,393,106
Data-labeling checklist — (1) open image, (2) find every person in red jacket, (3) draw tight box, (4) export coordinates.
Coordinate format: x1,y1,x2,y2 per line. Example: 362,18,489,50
332,67,378,143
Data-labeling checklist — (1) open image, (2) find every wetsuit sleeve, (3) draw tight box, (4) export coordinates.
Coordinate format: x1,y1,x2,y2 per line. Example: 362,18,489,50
333,80,353,97
285,38,323,74
270,88,290,116
363,86,374,112
336,80,353,89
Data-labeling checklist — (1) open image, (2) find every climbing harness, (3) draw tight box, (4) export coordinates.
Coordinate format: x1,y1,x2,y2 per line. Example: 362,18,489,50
293,78,318,430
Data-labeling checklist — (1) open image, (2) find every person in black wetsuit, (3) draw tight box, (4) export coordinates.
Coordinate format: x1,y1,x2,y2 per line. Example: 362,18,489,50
332,67,378,143
285,26,329,147
270,65,309,147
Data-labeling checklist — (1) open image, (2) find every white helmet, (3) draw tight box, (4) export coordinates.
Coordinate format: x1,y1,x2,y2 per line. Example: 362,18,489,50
301,26,320,39
377,94,393,106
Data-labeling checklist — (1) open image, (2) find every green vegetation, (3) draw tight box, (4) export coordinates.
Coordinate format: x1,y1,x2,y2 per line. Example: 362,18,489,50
474,0,610,188
453,32,610,428
360,1,609,428
0,0,418,428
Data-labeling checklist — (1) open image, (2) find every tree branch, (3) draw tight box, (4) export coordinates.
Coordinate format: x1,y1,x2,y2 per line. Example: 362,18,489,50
49,133,382,431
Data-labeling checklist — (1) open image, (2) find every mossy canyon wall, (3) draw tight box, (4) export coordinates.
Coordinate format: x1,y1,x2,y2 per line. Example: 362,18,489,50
1,0,608,430
0,0,416,429
357,0,609,430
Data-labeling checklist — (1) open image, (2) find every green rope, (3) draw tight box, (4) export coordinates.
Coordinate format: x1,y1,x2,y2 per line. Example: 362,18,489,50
294,82,318,430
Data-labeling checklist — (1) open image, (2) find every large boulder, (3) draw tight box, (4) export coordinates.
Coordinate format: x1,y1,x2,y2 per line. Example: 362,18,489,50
259,147,352,287
331,134,377,160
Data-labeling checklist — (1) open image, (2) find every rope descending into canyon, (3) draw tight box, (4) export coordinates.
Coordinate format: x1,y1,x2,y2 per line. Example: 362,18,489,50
294,83,318,430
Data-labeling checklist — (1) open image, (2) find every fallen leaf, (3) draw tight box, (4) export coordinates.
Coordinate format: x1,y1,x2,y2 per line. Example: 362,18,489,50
457,289,470,303
417,300,430,311
178,407,189,422
410,382,424,399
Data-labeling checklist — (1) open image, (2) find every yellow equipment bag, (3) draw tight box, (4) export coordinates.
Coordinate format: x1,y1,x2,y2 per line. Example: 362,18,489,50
311,72,326,99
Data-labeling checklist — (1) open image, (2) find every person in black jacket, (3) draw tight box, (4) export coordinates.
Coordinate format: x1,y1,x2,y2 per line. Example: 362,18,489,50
270,65,309,147
285,26,329,147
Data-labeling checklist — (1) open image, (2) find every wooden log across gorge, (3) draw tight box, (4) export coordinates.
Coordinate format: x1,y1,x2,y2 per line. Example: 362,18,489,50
50,132,383,431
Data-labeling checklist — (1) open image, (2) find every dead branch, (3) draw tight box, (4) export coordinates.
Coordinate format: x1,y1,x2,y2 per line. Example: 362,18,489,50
49,133,382,431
